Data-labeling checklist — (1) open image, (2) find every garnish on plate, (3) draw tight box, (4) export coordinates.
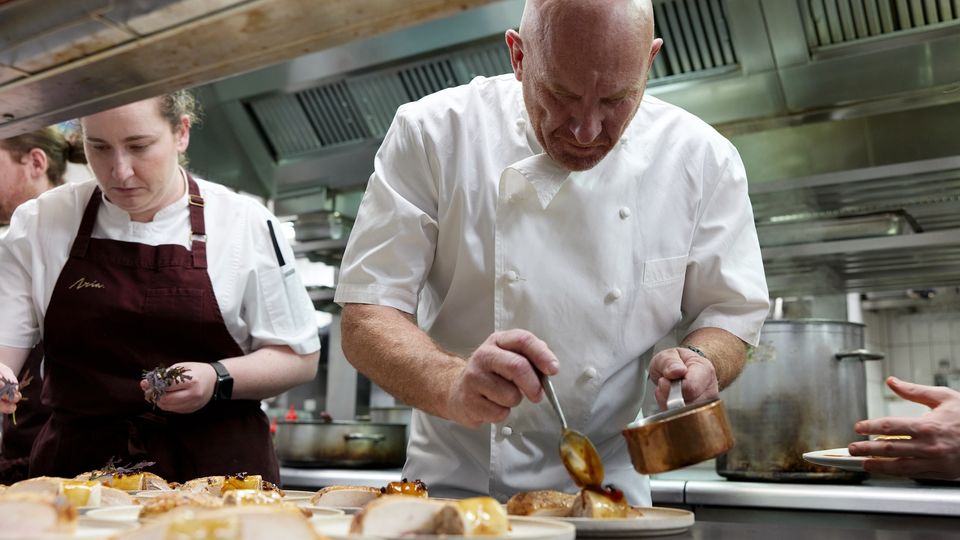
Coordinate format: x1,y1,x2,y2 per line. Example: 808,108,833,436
90,456,157,482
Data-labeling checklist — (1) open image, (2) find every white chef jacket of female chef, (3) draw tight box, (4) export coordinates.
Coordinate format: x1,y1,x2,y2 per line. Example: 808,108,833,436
0,175,319,356
335,74,769,504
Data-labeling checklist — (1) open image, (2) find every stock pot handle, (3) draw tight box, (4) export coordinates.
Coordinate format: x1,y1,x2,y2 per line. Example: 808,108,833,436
835,349,885,361
345,433,386,443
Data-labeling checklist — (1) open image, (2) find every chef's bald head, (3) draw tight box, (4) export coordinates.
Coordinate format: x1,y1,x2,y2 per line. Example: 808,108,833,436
504,0,662,171
518,0,656,61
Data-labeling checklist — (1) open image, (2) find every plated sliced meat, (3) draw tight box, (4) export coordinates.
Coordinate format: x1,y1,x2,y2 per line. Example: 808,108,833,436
178,474,276,496
140,488,303,521
5,476,131,507
571,489,642,519
506,490,576,517
350,495,509,537
507,488,642,519
0,492,77,538
309,485,381,507
139,492,223,520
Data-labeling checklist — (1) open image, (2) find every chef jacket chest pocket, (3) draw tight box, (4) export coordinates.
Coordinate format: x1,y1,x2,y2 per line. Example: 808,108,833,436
142,288,205,339
641,255,687,299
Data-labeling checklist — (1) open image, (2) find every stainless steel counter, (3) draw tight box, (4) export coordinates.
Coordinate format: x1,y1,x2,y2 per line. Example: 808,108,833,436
686,478,960,517
280,467,960,517
280,466,401,488
656,469,960,517
680,519,960,539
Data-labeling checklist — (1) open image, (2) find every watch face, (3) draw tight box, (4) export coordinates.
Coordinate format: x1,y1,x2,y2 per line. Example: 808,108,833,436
218,374,234,400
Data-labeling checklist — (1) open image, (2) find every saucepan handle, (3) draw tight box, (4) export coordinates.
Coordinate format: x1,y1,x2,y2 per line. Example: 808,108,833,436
666,379,686,410
835,349,885,361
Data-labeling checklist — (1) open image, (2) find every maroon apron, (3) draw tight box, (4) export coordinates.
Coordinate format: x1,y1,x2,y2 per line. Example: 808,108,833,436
30,177,279,483
0,344,49,483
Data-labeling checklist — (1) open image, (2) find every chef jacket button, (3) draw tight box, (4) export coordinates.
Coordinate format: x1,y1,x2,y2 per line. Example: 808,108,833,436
506,270,520,282
619,207,632,219
607,287,622,301
583,367,598,379
501,425,513,437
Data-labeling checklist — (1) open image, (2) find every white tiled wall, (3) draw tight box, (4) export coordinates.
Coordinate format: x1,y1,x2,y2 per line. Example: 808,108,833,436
864,309,960,418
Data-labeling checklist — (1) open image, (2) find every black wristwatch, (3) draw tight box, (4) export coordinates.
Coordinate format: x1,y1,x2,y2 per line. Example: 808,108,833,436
210,361,233,401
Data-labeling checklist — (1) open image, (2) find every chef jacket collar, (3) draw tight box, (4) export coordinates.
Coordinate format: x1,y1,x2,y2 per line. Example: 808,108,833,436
503,154,569,210
98,167,191,224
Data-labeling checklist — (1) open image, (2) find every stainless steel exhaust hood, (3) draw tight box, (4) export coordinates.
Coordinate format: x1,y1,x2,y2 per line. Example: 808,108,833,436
0,0,502,138
176,0,960,199
182,0,960,295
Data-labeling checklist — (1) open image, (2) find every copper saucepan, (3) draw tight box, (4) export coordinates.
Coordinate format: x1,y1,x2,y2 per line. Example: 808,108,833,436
622,380,735,474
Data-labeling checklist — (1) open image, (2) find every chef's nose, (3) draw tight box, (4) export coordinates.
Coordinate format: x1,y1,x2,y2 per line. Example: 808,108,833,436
570,108,602,145
111,152,133,181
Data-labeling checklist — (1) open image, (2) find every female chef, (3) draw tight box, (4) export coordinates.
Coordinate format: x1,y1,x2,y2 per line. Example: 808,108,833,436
0,91,320,483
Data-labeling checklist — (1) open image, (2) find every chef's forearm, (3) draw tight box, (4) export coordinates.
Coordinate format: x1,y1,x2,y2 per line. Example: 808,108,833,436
341,303,463,420
681,327,746,390
221,345,319,400
0,345,31,381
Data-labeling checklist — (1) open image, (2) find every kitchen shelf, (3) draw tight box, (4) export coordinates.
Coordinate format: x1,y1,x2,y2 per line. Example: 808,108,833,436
754,156,960,295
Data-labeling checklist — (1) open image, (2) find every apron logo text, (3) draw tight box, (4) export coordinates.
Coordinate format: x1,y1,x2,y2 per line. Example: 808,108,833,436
69,277,105,290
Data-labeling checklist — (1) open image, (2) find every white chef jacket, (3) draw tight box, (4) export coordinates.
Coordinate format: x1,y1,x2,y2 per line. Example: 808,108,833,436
335,74,769,504
0,175,320,356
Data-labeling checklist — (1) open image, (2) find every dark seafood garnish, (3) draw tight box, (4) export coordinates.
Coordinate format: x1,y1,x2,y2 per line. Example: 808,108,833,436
142,365,193,406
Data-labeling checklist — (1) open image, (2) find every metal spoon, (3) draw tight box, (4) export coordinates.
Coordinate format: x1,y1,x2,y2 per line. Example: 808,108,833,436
538,370,604,489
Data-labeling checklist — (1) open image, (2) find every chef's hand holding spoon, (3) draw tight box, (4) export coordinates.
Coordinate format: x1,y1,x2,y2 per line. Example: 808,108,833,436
446,329,559,428
648,346,719,410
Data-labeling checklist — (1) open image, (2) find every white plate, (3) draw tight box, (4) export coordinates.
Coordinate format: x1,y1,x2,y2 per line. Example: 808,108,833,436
300,503,362,515
555,507,694,538
51,527,129,539
7,522,134,540
130,490,174,499
802,448,895,472
304,506,346,517
83,505,142,523
311,515,575,540
282,489,316,501
83,502,343,522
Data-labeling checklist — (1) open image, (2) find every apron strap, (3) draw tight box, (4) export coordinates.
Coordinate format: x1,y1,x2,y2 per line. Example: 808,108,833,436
186,175,208,270
69,187,105,258
70,177,208,266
